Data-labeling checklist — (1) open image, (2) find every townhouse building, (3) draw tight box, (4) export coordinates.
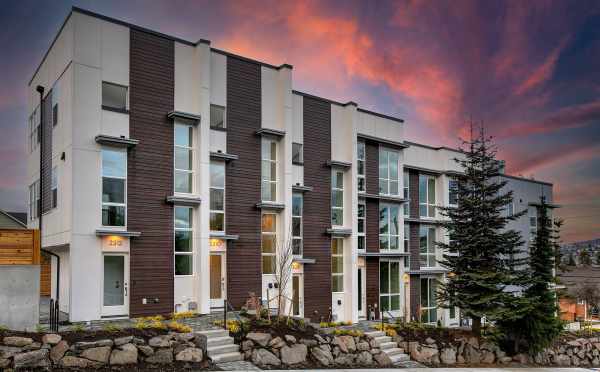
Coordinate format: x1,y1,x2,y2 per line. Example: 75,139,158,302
27,7,552,324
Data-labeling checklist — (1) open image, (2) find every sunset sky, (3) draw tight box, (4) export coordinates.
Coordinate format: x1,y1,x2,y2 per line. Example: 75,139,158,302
0,0,598,242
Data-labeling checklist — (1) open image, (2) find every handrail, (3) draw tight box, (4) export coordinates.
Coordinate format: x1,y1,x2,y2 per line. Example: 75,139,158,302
227,299,243,323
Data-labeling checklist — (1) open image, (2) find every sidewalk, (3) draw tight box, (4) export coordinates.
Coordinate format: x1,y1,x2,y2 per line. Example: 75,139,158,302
258,369,596,372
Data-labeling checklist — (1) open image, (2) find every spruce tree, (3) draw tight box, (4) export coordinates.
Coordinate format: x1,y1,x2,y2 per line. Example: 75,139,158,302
437,125,525,336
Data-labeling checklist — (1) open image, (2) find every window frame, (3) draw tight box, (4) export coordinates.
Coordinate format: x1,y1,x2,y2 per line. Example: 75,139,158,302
379,203,401,251
448,178,458,206
357,141,366,193
331,238,344,293
101,148,127,228
403,170,409,216
209,161,225,233
331,170,344,226
174,122,195,195
292,143,303,165
51,166,58,209
420,277,437,324
404,224,409,253
101,81,129,113
28,105,40,153
292,192,303,256
210,104,226,129
529,207,538,242
357,201,366,252
174,206,194,276
261,138,278,202
261,213,277,274
419,174,436,218
419,225,436,268
379,148,400,196
379,260,402,312
29,180,40,221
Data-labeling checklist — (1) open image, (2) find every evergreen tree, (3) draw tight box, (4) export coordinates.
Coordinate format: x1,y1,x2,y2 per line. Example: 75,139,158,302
568,252,576,267
581,249,592,266
437,124,525,336
498,196,564,353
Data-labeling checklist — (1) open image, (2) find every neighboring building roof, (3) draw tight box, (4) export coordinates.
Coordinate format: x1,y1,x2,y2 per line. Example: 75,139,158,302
558,266,600,295
0,210,27,229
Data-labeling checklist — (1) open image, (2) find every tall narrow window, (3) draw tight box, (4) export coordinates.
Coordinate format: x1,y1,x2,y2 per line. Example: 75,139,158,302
529,207,538,242
51,166,58,209
261,138,277,202
404,224,409,253
210,104,225,129
174,206,193,276
357,202,366,251
332,238,344,292
174,123,194,194
28,105,40,153
379,148,399,195
380,260,401,312
420,278,437,323
448,178,458,206
331,170,344,225
357,142,365,193
210,161,225,232
102,82,128,111
52,82,59,127
403,171,409,216
29,180,39,221
102,149,126,227
292,143,303,164
292,193,303,256
419,175,436,218
419,226,436,267
379,204,400,250
261,213,276,274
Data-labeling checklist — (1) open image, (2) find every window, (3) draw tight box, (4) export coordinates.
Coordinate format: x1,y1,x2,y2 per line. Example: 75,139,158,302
507,202,514,217
404,224,410,253
448,178,458,206
419,175,436,218
380,260,401,312
357,142,365,193
52,82,59,127
174,206,193,276
403,171,409,216
210,104,225,129
420,277,437,323
28,105,40,153
331,170,344,225
52,104,58,127
210,161,225,232
357,202,366,251
529,207,537,241
261,138,277,202
379,148,400,195
102,149,126,227
420,226,436,267
28,180,39,221
379,204,400,250
174,123,194,194
102,82,128,111
261,213,277,274
51,166,58,209
292,193,303,256
292,143,303,164
332,238,344,292
404,256,410,268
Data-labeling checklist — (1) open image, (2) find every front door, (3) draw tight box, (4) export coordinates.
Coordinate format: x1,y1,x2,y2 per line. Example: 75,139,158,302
102,254,129,317
210,253,226,308
358,267,366,318
292,274,303,317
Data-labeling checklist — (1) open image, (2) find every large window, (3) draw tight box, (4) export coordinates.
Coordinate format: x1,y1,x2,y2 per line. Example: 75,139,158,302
357,142,365,193
174,123,194,194
420,226,436,267
380,260,401,312
529,207,538,242
379,204,400,250
102,149,126,227
448,178,458,206
51,166,58,209
292,143,303,164
357,202,366,251
404,224,410,253
379,148,400,195
28,105,40,153
210,104,225,129
102,82,128,111
332,238,344,292
419,175,436,218
28,180,39,221
261,213,276,274
174,206,193,276
292,193,303,256
403,171,409,216
261,138,277,202
331,170,344,225
420,278,437,323
210,161,225,232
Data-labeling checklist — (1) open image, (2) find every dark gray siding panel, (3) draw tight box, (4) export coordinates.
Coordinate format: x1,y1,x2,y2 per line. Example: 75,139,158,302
225,56,262,308
41,90,53,214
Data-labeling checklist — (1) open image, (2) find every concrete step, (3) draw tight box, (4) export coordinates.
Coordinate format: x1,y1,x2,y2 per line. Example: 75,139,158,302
364,330,385,338
390,352,411,364
210,351,243,363
378,341,397,350
207,343,240,357
207,336,234,347
374,335,392,344
382,347,405,356
197,329,229,338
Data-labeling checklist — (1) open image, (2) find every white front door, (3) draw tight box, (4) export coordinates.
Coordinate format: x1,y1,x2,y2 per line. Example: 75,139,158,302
292,274,304,317
210,253,226,308
102,254,129,317
358,267,366,318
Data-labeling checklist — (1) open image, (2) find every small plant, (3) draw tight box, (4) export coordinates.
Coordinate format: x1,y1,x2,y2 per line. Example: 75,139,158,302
0,325,8,332
333,329,363,337
167,321,192,333
171,311,196,320
70,323,85,332
102,324,121,332
35,324,44,333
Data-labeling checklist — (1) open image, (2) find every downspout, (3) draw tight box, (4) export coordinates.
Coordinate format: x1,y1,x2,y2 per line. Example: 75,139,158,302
41,249,60,303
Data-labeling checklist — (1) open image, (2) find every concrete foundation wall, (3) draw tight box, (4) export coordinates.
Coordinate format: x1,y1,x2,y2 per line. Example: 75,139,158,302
0,265,40,331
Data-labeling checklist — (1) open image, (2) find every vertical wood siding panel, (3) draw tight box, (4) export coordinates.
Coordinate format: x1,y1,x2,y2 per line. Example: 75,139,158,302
41,90,53,214
366,257,380,319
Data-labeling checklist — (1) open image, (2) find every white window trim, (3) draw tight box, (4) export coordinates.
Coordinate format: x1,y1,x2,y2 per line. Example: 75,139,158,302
420,226,436,268
380,260,402,312
101,81,129,111
292,193,303,257
261,138,278,202
261,212,277,275
174,122,195,195
357,201,366,252
357,142,366,193
210,161,225,233
174,206,194,277
379,148,400,196
292,143,304,164
379,203,400,251
332,238,344,293
101,149,127,228
331,170,344,226
419,175,436,219
29,180,40,221
420,277,437,324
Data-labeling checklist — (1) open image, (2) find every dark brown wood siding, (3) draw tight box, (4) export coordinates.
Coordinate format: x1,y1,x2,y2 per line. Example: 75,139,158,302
366,257,380,319
366,199,379,253
225,56,262,308
41,89,53,214
302,96,331,321
408,170,421,319
364,140,380,312
128,29,174,317
365,141,379,195
410,275,421,321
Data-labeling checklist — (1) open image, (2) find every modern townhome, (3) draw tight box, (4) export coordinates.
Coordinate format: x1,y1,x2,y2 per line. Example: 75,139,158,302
27,7,553,325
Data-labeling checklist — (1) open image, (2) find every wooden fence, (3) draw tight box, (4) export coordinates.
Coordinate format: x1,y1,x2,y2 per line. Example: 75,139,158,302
0,229,40,265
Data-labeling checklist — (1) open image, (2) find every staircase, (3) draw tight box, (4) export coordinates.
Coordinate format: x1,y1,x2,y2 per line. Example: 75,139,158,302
197,329,243,363
364,330,410,365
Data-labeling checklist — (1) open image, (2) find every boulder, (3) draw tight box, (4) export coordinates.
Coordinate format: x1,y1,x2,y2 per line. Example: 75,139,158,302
247,332,272,347
300,338,317,347
499,356,513,363
42,334,62,345
175,347,202,362
3,336,33,347
374,351,392,366
356,350,373,365
50,340,69,363
149,335,172,348
319,344,331,352
133,337,146,345
314,334,327,344
145,348,173,364
334,352,354,365
269,336,286,348
81,345,112,363
311,346,333,366
60,356,93,368
370,348,381,355
242,340,254,351
572,355,581,366
75,339,113,350
440,347,456,365
481,350,495,364
513,353,529,364
281,344,307,365
0,358,10,369
22,342,41,351
13,349,50,368
110,344,138,365
412,346,439,364
114,336,134,346
0,345,22,359
464,344,481,364
336,335,356,353
252,348,281,367
425,337,436,344
174,333,195,342
138,345,154,357
568,340,582,347
357,341,370,351
285,335,297,344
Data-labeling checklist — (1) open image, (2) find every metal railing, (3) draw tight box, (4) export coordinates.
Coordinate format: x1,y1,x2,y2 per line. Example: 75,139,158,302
222,299,243,330
49,299,60,332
